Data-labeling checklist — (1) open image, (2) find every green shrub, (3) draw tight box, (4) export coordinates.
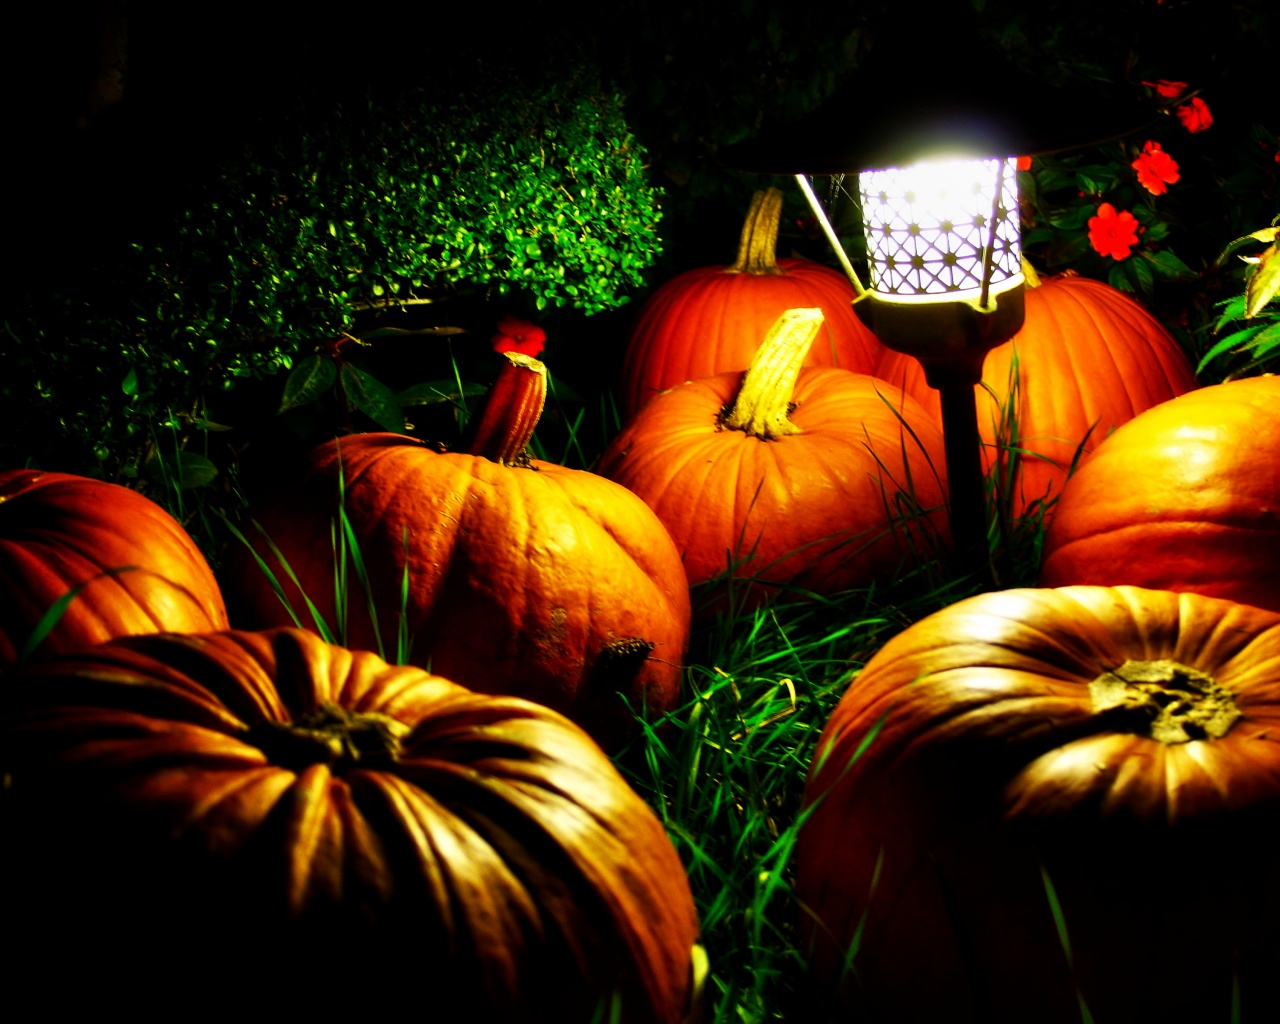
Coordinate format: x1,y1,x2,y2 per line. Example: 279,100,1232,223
4,57,661,478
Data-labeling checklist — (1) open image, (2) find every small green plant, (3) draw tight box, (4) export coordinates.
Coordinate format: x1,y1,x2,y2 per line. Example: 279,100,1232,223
5,55,662,481
1196,217,1280,379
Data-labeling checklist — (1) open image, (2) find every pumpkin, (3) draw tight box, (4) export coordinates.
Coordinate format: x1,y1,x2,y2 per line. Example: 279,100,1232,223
1039,374,1280,612
0,627,703,1020
223,354,691,749
0,468,228,669
618,187,884,420
795,585,1280,1024
600,308,948,615
874,267,1198,520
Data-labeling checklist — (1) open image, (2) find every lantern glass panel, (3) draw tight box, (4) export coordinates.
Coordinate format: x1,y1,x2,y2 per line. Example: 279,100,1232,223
859,156,1021,303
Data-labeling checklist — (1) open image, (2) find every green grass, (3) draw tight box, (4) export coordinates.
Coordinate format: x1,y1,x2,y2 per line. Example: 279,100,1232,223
614,562,984,1022
130,354,1064,1023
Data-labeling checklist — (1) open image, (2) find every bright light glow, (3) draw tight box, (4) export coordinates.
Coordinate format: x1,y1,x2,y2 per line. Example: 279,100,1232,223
859,156,1021,302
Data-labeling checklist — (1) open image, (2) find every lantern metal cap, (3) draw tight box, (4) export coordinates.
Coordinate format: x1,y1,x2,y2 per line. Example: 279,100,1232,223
719,15,1154,174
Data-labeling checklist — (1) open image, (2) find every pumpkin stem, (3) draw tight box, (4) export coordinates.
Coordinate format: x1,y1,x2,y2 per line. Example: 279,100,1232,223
720,308,825,440
727,188,786,276
245,702,410,772
466,352,548,465
1021,256,1042,289
1088,659,1240,743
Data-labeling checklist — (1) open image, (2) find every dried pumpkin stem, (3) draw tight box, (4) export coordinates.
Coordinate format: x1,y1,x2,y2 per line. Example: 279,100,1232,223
727,187,786,276
721,307,825,440
467,352,548,465
1021,256,1042,289
245,701,410,772
1089,659,1240,743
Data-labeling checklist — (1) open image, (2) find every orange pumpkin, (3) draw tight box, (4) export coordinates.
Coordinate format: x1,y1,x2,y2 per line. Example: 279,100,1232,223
874,269,1197,519
618,188,884,420
0,469,228,668
797,585,1280,1023
223,355,691,749
1,626,702,1020
1039,374,1280,612
600,308,948,615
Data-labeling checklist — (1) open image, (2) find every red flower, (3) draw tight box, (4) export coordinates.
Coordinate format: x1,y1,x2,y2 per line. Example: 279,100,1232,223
1016,155,1033,171
1088,203,1141,261
1142,79,1188,99
1176,97,1213,133
491,316,547,358
1131,141,1180,195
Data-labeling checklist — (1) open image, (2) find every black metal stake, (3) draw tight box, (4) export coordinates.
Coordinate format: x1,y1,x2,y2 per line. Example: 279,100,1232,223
937,382,990,584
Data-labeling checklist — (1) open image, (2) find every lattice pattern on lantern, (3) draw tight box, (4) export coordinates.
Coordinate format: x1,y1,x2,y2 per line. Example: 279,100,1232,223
859,157,1021,301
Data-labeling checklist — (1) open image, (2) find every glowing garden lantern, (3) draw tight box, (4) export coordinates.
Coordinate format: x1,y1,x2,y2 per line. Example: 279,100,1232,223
721,13,1146,580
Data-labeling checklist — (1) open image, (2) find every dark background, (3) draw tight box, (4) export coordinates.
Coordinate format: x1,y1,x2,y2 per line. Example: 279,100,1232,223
4,1,1275,480
10,1,1272,275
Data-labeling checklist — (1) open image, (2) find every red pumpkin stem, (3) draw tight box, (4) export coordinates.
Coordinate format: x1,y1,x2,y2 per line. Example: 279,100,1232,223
467,352,548,465
721,307,824,440
727,188,786,276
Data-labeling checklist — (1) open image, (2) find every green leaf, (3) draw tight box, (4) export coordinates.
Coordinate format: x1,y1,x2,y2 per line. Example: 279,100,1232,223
278,354,338,413
193,418,234,432
1246,245,1280,317
1035,168,1078,194
1073,174,1101,196
1213,295,1249,333
342,364,405,431
1129,255,1154,295
1249,320,1280,358
1195,324,1265,374
1141,249,1196,281
1047,206,1091,231
122,366,139,395
1213,227,1280,268
360,325,467,340
396,379,486,407
1106,262,1134,293
147,450,219,489
1142,221,1170,244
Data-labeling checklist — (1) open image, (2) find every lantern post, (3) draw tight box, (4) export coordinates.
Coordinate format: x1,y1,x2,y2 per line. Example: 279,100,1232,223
719,14,1147,584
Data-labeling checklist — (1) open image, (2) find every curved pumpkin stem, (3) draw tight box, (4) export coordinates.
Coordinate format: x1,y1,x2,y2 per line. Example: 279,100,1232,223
466,352,548,465
721,308,824,440
727,188,786,276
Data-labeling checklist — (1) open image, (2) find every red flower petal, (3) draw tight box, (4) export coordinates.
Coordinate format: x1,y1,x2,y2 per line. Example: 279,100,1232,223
1131,140,1181,196
1087,203,1140,261
491,316,547,358
1175,97,1213,133
1142,79,1188,99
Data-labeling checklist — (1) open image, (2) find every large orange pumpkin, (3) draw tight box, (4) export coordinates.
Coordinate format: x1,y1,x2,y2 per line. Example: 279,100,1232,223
223,355,691,749
600,309,948,615
0,468,228,669
618,188,884,420
0,627,702,1020
796,585,1280,1024
1039,374,1280,612
874,269,1198,519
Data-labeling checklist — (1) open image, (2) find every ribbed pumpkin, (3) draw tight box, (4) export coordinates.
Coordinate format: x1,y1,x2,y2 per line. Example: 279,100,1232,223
618,188,884,420
796,585,1280,1024
874,268,1198,519
600,308,948,615
223,354,691,749
1039,374,1280,612
0,627,703,1021
0,468,228,669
